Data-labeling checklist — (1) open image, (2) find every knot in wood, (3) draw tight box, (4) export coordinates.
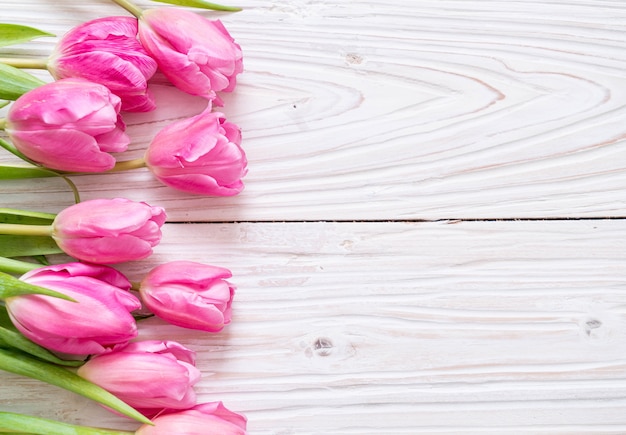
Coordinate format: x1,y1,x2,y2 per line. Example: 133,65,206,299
313,337,333,356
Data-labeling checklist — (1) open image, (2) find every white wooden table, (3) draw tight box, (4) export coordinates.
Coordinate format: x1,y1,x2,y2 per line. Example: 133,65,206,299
1,1,626,433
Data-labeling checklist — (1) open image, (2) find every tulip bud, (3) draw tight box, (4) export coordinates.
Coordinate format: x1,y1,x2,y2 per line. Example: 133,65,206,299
49,16,158,112
52,198,166,264
5,262,140,356
144,108,247,196
138,8,243,100
5,78,129,172
135,401,247,435
77,340,201,417
139,261,235,332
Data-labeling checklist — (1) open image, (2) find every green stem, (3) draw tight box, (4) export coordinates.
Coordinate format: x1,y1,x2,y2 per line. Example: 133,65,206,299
0,118,5,130
0,223,53,237
0,57,48,70
109,157,147,172
110,0,144,18
0,257,39,275
0,411,135,434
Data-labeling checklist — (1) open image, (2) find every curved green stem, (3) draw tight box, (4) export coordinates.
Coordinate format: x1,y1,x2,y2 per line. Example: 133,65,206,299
0,411,135,434
60,175,81,204
110,157,147,172
0,223,53,237
0,57,48,70
110,0,144,17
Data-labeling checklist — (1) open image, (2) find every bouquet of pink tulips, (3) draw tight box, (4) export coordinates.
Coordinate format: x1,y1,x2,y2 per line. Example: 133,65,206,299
0,0,249,433
0,0,247,196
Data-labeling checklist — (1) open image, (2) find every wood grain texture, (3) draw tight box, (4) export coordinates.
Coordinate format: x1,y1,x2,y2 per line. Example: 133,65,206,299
0,1,625,220
2,220,626,433
1,1,626,434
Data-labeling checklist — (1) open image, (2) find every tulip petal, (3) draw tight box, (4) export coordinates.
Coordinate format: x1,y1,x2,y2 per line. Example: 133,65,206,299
5,79,130,171
77,340,201,414
138,9,241,98
8,129,118,172
6,263,140,355
145,110,247,196
140,261,235,332
50,16,157,112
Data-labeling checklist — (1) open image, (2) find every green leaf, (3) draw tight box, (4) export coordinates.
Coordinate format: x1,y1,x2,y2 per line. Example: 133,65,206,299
0,328,83,367
0,349,152,426
0,271,75,301
0,63,45,100
0,235,62,257
31,255,49,266
0,24,54,48
0,208,56,225
0,100,8,109
0,306,12,329
151,0,242,11
0,411,135,434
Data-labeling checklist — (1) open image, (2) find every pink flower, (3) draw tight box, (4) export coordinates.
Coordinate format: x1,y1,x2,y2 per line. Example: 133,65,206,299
139,261,235,332
5,262,140,356
49,16,158,112
136,401,247,435
52,198,166,264
77,340,201,417
144,108,247,196
5,78,129,172
138,8,243,100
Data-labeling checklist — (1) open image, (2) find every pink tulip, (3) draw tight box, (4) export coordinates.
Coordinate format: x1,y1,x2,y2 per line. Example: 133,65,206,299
144,108,247,196
49,16,158,112
139,261,235,332
5,262,140,355
52,198,166,264
138,8,243,100
5,78,129,172
136,401,247,435
77,340,201,417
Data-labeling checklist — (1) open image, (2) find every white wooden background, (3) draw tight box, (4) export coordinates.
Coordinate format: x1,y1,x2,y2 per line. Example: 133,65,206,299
1,0,626,434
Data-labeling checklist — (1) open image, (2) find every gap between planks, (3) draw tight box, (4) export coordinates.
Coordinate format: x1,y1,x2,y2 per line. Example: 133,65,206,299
166,216,626,224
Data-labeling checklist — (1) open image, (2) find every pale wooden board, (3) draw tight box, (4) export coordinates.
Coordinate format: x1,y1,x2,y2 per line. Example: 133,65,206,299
0,1,625,220
2,220,626,433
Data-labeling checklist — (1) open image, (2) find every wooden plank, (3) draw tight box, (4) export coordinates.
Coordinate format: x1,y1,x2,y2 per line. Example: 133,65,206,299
1,1,626,220
2,220,626,433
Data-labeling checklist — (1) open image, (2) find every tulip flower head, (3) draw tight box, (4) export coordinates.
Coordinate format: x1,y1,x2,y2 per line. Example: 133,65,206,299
77,340,201,417
51,198,166,264
139,261,235,332
5,262,140,356
138,8,243,100
5,78,129,172
144,108,247,196
136,401,247,435
49,16,158,112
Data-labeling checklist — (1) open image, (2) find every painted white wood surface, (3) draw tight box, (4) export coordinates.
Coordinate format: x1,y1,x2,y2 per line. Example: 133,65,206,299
2,221,626,433
0,0,625,220
1,1,626,434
